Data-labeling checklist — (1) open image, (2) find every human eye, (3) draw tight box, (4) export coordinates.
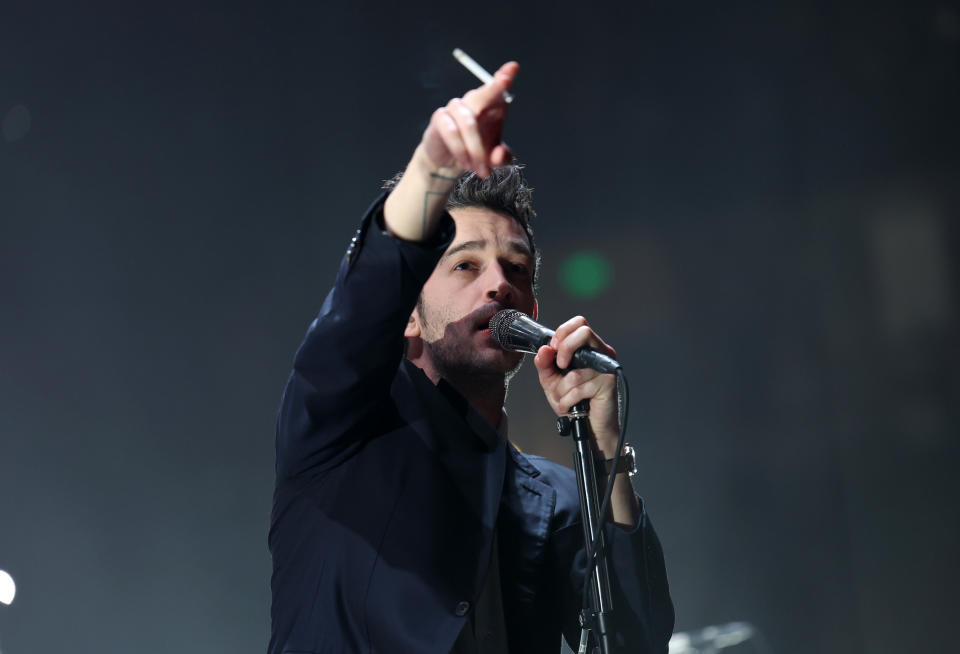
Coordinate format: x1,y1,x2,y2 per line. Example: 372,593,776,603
453,260,478,272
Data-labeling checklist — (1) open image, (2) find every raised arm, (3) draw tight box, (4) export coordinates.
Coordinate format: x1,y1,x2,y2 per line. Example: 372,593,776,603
383,61,518,241
275,62,520,479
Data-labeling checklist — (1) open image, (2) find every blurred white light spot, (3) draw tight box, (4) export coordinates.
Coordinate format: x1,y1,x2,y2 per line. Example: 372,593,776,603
667,633,691,653
669,621,756,653
2,104,31,143
0,569,15,605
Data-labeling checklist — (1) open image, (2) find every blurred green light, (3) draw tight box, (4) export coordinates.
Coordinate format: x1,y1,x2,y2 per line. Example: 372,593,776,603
559,251,613,298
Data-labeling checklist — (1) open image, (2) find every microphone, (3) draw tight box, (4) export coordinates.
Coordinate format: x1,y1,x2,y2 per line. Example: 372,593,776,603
488,310,621,373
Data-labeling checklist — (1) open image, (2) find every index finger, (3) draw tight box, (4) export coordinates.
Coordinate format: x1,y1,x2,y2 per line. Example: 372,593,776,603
468,61,519,109
534,345,562,383
550,316,589,349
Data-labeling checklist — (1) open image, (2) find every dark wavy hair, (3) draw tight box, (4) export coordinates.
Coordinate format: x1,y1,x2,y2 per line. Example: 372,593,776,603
384,164,540,287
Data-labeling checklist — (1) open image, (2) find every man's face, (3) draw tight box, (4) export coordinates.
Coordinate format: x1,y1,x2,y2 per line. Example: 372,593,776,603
406,206,537,381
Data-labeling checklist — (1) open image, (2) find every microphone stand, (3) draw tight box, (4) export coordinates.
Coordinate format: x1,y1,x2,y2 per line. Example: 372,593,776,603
558,400,614,654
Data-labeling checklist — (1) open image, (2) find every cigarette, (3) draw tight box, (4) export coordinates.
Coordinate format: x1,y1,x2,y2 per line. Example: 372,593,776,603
452,48,514,103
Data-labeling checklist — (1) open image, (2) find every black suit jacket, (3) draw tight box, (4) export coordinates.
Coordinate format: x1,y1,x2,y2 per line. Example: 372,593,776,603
269,193,674,654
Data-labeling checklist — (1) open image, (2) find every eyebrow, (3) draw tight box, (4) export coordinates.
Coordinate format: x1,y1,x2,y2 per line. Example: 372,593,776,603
442,239,533,261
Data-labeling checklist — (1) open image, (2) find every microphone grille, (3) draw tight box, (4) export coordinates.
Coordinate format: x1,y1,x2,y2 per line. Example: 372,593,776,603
489,309,524,347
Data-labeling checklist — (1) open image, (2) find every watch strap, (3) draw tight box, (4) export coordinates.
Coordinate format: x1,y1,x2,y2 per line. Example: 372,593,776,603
604,444,637,476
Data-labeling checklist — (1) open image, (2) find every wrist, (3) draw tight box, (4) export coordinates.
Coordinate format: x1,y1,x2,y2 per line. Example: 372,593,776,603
412,144,462,185
592,431,621,458
384,148,460,241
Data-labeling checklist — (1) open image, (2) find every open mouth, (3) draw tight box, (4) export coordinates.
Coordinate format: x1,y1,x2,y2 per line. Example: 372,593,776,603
472,304,513,340
475,310,503,341
478,312,502,334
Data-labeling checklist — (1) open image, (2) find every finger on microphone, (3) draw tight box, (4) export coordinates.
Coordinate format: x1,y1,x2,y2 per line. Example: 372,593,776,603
534,345,555,370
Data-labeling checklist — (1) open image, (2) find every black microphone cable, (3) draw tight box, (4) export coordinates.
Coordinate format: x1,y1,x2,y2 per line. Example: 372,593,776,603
580,369,629,609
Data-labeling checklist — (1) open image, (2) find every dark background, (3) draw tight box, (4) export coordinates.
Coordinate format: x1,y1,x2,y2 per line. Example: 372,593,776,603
1,1,958,653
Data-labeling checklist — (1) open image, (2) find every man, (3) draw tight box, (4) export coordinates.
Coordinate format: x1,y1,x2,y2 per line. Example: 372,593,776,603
270,61,673,654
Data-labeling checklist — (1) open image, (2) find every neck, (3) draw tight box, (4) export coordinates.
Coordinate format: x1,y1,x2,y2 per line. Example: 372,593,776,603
415,361,506,429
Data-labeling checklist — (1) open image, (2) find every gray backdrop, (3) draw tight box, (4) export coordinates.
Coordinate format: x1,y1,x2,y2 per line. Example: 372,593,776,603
1,1,958,653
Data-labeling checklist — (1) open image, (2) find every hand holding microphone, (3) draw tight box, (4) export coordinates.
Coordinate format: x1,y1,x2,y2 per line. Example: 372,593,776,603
490,310,622,446
493,310,639,531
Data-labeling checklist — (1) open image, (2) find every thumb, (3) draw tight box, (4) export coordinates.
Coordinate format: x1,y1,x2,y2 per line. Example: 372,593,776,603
491,143,513,166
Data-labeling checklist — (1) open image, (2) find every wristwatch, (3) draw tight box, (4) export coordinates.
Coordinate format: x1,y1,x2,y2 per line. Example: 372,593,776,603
604,444,637,477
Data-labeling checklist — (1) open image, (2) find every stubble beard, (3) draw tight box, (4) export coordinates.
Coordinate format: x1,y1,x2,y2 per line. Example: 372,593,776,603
418,297,526,390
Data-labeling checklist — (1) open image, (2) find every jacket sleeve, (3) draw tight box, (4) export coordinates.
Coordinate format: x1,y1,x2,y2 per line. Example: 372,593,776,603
275,192,456,479
557,498,675,654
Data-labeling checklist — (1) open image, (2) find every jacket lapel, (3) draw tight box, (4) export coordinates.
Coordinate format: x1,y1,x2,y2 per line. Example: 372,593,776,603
499,445,557,603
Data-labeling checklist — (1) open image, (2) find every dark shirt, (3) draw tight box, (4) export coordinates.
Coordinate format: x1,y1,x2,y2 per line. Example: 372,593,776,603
451,413,511,654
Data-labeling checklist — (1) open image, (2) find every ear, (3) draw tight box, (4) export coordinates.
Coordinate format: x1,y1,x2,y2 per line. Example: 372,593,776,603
404,310,422,339
532,299,539,321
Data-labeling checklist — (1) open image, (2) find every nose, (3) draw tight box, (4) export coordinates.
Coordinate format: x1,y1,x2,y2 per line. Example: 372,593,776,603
485,262,513,302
